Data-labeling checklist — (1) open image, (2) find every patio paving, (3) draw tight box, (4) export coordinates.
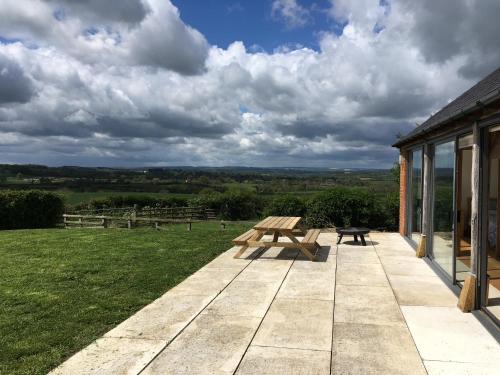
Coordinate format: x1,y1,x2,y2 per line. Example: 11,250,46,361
51,232,500,375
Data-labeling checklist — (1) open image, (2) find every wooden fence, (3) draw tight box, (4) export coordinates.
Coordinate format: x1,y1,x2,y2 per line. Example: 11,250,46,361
63,206,223,230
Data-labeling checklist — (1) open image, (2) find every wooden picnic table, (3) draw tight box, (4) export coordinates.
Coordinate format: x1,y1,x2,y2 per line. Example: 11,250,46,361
232,216,321,261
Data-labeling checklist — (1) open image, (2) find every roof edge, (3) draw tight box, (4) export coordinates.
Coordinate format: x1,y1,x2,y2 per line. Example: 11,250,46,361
392,88,500,148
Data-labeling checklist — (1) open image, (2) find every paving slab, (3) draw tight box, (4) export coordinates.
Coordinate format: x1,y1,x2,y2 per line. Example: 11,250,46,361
204,280,281,318
332,323,426,375
253,298,334,351
380,259,438,277
336,262,389,286
337,247,381,264
277,267,335,300
401,306,500,365
142,313,261,375
424,360,500,375
236,345,330,375
104,293,214,341
256,246,298,261
296,245,336,262
387,274,458,307
168,267,239,297
235,259,291,283
49,337,166,375
334,284,405,326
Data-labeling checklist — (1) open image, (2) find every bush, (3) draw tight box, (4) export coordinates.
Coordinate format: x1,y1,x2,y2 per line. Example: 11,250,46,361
306,188,376,228
305,187,399,230
191,191,264,220
0,190,65,229
264,194,307,217
75,195,189,210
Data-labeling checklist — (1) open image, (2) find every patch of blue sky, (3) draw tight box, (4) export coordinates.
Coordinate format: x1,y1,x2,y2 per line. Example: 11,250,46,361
173,0,346,52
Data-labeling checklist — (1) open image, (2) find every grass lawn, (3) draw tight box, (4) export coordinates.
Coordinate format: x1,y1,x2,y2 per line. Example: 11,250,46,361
0,222,253,375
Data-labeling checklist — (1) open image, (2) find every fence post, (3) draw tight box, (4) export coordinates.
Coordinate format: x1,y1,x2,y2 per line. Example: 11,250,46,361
102,218,108,229
132,204,138,227
187,221,192,231
79,217,83,228
155,221,159,230
127,219,132,229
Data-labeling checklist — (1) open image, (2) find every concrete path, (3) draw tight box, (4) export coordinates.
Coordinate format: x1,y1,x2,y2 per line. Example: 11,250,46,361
51,232,500,375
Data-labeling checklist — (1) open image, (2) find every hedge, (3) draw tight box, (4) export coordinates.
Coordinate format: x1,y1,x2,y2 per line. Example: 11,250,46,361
0,190,65,229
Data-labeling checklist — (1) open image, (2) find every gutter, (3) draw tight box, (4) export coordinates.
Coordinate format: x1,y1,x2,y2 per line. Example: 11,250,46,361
392,88,500,148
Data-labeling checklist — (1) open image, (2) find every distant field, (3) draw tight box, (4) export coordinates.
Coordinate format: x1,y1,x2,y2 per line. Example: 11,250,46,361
0,222,253,375
59,191,195,206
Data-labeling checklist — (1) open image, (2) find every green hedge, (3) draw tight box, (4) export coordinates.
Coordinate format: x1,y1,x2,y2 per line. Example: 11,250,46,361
191,191,264,220
264,194,306,217
0,190,65,229
75,195,189,210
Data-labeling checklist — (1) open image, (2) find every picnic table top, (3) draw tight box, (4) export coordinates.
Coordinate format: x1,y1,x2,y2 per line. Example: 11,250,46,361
253,216,302,231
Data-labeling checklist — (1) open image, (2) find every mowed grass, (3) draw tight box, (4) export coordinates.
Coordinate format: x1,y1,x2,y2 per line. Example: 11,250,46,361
0,222,253,375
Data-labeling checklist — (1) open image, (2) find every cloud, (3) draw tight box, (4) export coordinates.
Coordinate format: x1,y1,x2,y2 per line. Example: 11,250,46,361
0,54,34,104
271,0,311,29
128,0,208,75
0,0,498,168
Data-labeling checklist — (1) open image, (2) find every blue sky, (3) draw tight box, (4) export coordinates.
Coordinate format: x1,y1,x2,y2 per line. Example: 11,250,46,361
174,0,340,52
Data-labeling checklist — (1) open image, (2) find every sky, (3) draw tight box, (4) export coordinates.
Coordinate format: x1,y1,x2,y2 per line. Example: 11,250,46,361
0,0,499,168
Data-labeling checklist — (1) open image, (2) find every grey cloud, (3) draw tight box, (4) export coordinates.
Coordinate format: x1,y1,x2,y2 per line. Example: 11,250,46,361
47,0,149,24
399,0,500,79
128,1,209,75
0,55,34,104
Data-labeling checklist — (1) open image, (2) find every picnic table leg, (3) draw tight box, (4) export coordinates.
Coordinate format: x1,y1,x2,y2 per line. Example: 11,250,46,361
354,234,358,242
233,230,265,259
281,231,315,261
272,231,280,242
234,245,248,259
337,234,343,244
360,235,367,246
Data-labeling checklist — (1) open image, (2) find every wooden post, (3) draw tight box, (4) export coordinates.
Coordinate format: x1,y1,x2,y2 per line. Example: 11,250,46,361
127,219,132,229
102,218,108,228
79,217,83,228
458,122,480,312
416,234,426,258
155,221,159,230
220,221,226,230
187,221,192,231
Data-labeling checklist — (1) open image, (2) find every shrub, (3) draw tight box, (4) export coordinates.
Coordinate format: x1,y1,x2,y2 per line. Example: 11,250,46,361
75,195,189,210
191,191,264,220
0,190,65,229
304,188,372,228
264,194,307,217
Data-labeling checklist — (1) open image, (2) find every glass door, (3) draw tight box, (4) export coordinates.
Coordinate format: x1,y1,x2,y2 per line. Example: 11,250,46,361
408,148,423,244
432,140,456,278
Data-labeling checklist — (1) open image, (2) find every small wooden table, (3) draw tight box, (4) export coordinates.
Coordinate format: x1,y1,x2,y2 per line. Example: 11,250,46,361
233,216,320,261
336,227,370,246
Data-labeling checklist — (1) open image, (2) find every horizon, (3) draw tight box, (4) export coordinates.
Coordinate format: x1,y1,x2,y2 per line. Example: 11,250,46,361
1,0,499,168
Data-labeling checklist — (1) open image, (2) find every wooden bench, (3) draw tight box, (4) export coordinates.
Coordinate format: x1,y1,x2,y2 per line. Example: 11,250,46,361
301,229,321,248
232,229,258,246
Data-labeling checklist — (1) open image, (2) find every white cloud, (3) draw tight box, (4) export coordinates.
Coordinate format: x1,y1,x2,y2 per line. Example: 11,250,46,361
271,0,311,29
0,0,498,168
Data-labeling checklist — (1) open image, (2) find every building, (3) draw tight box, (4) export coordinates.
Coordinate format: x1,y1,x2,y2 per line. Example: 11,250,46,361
394,67,500,325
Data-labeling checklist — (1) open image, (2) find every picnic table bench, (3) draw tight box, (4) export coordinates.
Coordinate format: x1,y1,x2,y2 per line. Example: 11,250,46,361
233,216,321,261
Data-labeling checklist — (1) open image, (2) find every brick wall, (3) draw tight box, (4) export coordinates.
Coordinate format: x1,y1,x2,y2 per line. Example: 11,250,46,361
399,151,408,236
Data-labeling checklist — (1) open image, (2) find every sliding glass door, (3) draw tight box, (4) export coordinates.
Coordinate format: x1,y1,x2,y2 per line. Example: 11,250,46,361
432,140,456,277
408,148,423,243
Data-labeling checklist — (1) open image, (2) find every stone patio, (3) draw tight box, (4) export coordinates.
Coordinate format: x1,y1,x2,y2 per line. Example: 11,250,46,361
51,232,500,375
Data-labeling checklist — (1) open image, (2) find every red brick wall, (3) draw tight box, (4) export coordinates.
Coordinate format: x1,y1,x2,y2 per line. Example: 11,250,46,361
399,151,408,236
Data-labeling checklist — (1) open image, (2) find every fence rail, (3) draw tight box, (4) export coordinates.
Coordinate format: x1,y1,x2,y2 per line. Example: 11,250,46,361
63,206,222,230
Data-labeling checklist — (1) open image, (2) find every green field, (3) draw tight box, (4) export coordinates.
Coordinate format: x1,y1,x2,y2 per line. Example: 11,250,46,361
0,222,253,375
